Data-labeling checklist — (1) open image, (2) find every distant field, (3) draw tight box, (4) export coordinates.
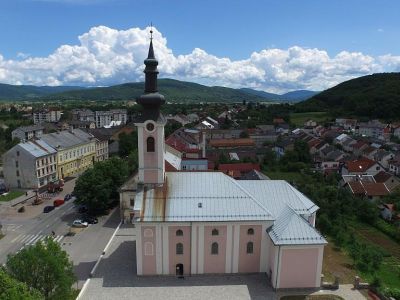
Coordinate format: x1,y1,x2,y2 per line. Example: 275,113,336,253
0,191,24,202
290,112,330,127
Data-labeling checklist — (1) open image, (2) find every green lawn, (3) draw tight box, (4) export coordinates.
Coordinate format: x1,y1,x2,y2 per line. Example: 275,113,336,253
0,191,25,202
290,112,329,127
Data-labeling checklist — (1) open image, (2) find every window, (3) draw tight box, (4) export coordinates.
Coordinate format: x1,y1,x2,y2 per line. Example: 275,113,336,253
144,242,154,256
16,170,20,177
246,242,254,254
176,243,183,255
15,161,19,168
212,229,219,236
211,242,219,255
16,151,20,156
176,229,183,236
147,137,155,152
247,228,254,235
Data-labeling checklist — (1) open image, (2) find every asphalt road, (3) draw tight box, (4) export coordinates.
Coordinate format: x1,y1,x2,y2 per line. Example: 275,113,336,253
0,179,120,288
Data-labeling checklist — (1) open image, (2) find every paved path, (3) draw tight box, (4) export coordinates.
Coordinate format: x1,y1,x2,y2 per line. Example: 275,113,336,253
277,284,367,299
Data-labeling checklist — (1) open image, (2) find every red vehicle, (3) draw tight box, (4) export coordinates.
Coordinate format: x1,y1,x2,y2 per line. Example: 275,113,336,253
53,199,65,207
47,179,64,193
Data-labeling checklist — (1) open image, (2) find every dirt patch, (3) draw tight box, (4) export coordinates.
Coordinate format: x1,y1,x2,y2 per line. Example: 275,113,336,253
322,240,358,284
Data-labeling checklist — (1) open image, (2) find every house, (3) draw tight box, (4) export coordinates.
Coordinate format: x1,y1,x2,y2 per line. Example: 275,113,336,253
275,123,290,135
68,120,96,130
347,181,390,201
389,159,400,176
218,163,261,179
209,138,255,149
304,120,317,128
393,126,400,138
168,114,190,126
335,118,357,131
374,150,394,170
357,120,388,141
274,138,295,158
3,140,57,189
11,125,44,141
342,158,382,176
119,41,326,290
380,204,395,221
374,171,400,192
362,146,379,160
351,140,369,156
41,129,96,179
187,113,200,123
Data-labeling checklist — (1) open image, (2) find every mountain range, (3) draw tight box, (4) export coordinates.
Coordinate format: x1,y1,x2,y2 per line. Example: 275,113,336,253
0,79,318,103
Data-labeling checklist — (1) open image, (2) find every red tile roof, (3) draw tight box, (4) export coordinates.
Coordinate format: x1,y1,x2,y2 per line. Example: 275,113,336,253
209,138,255,148
348,181,389,196
346,158,377,173
374,171,392,183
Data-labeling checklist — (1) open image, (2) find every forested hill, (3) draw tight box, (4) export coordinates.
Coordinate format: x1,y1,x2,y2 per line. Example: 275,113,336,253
296,73,400,119
40,79,267,103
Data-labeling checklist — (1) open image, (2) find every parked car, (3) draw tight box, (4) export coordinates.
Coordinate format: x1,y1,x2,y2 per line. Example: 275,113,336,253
82,215,98,224
64,194,72,201
72,220,88,228
43,206,55,213
53,199,65,207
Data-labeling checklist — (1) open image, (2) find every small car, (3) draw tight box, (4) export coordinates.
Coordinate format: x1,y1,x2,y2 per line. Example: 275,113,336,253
82,215,98,224
53,199,65,207
43,206,55,213
64,194,72,201
72,220,88,228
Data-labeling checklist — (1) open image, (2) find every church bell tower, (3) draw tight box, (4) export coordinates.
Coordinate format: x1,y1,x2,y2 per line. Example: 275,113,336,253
135,31,166,185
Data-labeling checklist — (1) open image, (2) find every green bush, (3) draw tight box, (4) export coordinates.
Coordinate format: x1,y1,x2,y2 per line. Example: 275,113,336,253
382,287,400,300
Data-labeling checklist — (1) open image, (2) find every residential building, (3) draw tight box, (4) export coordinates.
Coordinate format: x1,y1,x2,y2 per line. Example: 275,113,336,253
389,159,400,176
71,109,95,122
218,163,261,179
95,109,127,128
119,41,326,289
89,130,109,162
41,129,96,179
357,120,388,141
3,140,57,189
347,180,390,201
33,109,62,124
11,125,44,141
374,171,400,192
68,120,96,130
342,158,382,176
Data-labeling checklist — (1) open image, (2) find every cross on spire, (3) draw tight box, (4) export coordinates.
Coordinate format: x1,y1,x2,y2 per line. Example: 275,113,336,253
150,22,153,40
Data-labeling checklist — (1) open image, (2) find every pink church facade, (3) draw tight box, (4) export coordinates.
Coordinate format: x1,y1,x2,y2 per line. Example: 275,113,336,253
135,219,324,289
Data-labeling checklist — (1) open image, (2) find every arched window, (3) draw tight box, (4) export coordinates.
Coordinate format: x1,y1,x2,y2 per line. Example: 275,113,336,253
147,137,155,152
247,228,254,235
176,243,183,255
211,242,219,255
246,242,254,254
176,229,183,236
144,242,153,256
212,229,219,236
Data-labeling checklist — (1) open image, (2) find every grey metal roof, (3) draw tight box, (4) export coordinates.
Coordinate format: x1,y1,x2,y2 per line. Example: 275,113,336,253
41,129,93,149
138,172,274,222
238,180,319,217
14,124,44,133
18,140,56,158
268,206,327,245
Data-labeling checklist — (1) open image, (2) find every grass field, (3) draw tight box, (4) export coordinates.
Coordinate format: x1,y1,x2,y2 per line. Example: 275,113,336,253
290,112,330,127
0,191,24,202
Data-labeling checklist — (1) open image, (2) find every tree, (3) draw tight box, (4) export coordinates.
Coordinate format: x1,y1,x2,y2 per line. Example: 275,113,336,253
0,268,43,300
5,238,75,300
118,132,137,158
294,140,311,163
74,157,129,214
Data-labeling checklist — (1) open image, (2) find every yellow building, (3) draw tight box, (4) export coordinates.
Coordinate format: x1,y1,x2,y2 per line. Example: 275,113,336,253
41,129,96,179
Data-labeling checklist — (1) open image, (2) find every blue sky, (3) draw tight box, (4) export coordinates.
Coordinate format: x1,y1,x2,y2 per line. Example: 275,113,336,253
0,0,399,92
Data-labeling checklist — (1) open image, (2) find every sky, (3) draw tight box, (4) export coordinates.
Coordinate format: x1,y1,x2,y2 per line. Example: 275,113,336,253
0,0,399,93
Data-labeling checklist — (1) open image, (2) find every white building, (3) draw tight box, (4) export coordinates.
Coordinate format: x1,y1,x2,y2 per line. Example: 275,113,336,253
3,140,57,189
33,109,62,124
11,125,44,141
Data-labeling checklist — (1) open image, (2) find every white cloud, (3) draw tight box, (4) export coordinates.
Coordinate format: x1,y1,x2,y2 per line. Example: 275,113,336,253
1,25,400,93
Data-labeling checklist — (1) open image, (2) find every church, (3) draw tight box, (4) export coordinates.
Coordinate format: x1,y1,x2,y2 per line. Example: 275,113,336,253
119,36,327,290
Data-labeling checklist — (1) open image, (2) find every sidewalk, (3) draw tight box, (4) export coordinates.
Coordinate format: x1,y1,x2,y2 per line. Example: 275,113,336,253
277,284,367,300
